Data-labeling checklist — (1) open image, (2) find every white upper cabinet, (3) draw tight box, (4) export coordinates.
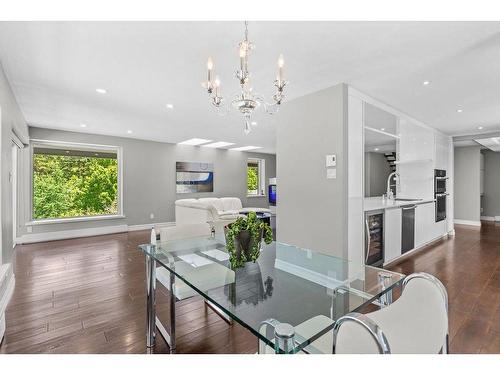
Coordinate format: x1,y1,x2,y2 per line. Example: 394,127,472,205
397,119,435,199
398,118,435,162
435,132,450,171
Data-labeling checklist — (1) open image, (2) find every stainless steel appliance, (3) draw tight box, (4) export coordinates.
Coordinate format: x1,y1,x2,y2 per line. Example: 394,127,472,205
434,169,448,222
401,205,416,254
365,211,384,267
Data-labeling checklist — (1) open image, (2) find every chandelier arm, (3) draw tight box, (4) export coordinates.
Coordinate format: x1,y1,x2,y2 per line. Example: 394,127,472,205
202,21,287,131
253,94,281,107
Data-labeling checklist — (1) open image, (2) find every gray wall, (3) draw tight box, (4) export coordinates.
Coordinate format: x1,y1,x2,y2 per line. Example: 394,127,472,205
20,127,276,236
482,150,500,217
0,63,28,263
275,83,348,257
364,152,391,197
454,146,481,222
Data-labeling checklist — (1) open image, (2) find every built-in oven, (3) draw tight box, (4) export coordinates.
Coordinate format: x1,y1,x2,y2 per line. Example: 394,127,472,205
434,169,448,222
435,193,447,222
434,169,447,194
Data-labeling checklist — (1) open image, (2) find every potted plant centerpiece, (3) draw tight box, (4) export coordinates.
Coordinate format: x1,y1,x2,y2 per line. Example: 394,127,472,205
224,211,273,269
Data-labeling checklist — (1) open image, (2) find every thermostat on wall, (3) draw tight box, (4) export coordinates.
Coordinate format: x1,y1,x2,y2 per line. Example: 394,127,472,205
326,154,336,167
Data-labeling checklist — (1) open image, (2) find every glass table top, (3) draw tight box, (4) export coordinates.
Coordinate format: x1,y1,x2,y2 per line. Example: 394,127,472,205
138,236,404,353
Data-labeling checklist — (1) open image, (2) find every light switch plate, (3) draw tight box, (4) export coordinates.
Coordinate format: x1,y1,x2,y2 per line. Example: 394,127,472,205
326,154,336,167
327,168,337,179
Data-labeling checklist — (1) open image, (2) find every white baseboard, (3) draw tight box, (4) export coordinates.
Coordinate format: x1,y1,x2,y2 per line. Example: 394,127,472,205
17,221,177,244
0,264,15,344
454,219,482,227
17,224,129,244
384,232,450,267
0,264,15,315
481,216,495,222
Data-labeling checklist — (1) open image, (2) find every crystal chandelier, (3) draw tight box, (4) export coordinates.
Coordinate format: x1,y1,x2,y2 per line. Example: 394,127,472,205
202,21,288,135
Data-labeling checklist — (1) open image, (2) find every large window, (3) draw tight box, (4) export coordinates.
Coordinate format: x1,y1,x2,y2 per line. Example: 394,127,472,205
32,141,122,221
247,158,265,197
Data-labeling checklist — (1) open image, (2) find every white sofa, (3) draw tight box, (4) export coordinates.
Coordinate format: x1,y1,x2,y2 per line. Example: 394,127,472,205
175,197,271,233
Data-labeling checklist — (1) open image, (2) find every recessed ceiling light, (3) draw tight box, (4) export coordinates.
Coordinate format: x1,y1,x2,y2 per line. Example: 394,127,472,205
166,103,174,109
380,128,385,131
80,123,87,128
457,109,463,113
423,81,430,86
477,126,484,130
374,148,380,151
127,130,133,134
229,146,262,152
96,88,107,94
251,121,258,126
203,141,235,148
178,138,213,146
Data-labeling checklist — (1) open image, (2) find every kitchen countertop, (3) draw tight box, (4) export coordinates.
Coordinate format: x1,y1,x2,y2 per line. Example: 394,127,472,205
364,196,435,212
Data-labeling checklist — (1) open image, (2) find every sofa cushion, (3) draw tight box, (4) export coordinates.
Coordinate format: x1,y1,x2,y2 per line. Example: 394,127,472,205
198,197,224,212
221,197,243,212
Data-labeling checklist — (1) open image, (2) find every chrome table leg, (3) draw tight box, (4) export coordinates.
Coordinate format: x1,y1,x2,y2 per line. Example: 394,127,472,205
169,270,176,353
146,254,156,348
377,272,394,308
205,300,233,324
274,323,296,354
258,319,297,354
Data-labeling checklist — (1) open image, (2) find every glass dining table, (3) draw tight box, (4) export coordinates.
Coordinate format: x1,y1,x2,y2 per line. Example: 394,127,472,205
138,236,404,354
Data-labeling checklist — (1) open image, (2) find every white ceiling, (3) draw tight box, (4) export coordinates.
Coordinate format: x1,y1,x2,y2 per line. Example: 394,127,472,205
1,21,500,154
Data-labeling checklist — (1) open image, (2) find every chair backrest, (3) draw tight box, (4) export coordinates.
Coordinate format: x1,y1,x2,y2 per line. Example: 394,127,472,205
335,272,448,354
159,223,212,242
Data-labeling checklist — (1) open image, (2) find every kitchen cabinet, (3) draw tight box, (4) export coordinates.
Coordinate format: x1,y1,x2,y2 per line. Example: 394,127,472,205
398,119,435,199
415,202,446,248
399,118,435,162
435,133,449,171
384,208,402,264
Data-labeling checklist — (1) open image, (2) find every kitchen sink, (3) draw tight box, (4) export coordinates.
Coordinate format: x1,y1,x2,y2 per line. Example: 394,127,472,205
394,198,423,202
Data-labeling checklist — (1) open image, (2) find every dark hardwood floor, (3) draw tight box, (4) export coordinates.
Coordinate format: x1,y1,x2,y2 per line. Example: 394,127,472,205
1,222,499,354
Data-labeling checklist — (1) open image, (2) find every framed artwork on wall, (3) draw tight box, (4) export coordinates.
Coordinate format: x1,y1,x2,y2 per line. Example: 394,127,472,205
176,161,214,193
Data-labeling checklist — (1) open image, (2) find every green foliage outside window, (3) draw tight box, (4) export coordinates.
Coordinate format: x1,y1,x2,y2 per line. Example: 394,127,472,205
33,154,118,220
247,164,259,195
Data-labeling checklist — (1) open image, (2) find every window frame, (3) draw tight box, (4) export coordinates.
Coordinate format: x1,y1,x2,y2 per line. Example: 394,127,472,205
246,157,266,198
29,139,124,225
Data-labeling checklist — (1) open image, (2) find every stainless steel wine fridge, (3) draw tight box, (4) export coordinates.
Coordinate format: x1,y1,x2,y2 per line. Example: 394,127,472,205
365,210,384,267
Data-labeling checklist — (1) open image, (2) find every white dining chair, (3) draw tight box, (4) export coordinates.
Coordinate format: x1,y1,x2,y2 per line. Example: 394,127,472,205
259,272,449,354
152,223,235,317
150,223,236,352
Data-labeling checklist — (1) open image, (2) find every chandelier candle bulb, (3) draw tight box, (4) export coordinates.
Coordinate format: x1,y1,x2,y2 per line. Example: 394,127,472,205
240,46,246,71
214,76,221,96
207,57,214,89
278,54,284,82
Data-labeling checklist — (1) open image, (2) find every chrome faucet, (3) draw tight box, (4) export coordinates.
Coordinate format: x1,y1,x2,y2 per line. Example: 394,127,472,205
386,172,400,200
